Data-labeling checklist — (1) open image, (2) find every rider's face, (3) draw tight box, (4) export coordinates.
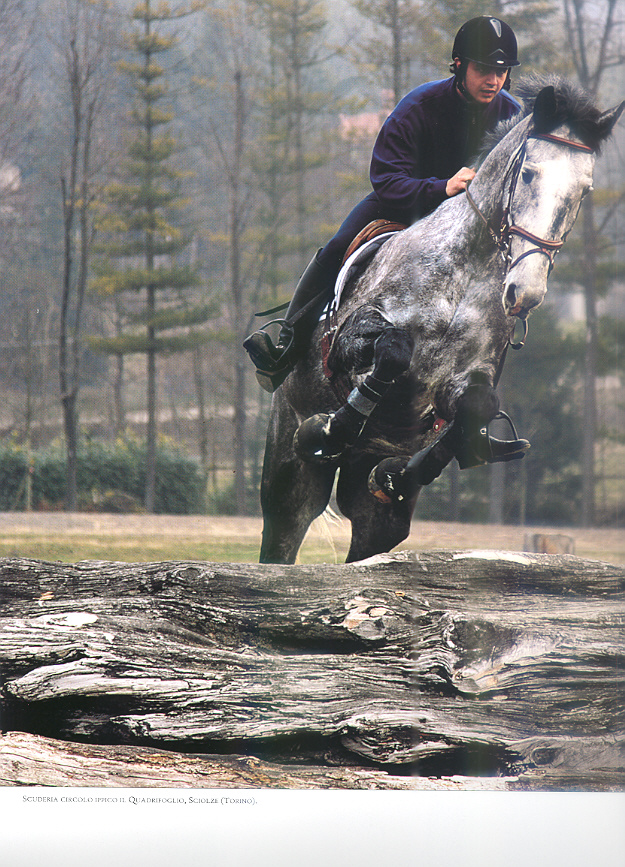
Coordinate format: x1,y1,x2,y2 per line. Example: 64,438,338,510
461,61,508,104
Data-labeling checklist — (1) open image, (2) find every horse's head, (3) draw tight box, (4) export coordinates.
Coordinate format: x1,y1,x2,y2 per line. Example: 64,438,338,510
500,83,623,319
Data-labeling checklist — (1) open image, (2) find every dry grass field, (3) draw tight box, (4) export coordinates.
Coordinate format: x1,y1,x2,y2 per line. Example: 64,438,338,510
0,511,622,565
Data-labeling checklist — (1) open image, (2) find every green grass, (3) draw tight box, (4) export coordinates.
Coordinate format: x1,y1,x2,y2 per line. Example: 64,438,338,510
2,520,622,565
1,533,350,565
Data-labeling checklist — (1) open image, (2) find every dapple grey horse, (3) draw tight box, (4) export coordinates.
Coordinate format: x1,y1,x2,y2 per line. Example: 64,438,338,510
259,76,623,564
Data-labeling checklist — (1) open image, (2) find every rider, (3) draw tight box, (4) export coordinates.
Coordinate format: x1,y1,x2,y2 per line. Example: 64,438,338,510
244,16,527,462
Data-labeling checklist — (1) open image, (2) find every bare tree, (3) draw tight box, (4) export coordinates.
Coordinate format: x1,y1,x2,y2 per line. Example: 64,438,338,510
561,0,624,525
191,2,259,514
0,0,33,260
0,0,31,165
51,0,114,510
351,0,426,104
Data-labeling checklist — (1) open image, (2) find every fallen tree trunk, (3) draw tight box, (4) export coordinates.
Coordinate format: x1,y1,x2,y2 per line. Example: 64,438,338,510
0,551,623,790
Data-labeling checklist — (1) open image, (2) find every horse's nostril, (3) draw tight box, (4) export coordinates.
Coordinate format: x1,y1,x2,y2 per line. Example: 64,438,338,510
505,283,518,309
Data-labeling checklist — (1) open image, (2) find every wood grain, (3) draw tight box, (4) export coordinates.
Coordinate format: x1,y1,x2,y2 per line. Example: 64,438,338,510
1,552,623,789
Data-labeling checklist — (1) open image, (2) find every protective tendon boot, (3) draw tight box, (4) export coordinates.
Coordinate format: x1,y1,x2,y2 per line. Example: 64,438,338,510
369,408,530,505
244,250,332,393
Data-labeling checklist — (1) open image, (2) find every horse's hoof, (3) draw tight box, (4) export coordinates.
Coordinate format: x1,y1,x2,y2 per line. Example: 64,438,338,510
368,457,409,503
293,414,342,463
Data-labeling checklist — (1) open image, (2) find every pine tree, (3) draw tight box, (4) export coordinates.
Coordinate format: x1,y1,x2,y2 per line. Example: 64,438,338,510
92,0,209,513
351,0,427,103
557,0,625,526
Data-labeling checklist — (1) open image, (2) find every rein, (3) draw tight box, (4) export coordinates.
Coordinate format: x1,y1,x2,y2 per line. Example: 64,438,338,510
465,129,594,349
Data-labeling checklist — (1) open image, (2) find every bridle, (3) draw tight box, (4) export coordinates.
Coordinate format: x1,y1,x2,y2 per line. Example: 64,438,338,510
465,129,594,349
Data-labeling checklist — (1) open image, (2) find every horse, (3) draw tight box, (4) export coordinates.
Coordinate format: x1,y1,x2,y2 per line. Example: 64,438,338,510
257,75,623,564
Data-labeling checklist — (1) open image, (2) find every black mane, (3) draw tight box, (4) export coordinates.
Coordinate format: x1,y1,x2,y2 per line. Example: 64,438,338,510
478,74,611,160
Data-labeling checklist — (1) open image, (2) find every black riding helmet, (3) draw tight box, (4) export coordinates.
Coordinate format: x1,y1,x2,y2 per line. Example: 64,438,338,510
451,16,520,91
453,16,520,67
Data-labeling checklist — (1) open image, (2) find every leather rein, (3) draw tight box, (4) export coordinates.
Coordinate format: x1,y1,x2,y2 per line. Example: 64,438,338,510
465,130,594,349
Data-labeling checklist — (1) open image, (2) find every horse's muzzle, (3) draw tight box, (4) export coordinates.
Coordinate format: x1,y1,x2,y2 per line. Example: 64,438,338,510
503,278,546,317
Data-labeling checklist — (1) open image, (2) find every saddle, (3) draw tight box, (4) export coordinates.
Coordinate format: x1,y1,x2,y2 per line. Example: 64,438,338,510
341,219,407,265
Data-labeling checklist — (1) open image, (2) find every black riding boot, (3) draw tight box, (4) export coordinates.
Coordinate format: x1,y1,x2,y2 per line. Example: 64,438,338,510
244,250,333,393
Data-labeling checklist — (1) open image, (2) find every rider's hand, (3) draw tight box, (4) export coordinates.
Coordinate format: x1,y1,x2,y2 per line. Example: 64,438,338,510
446,167,476,197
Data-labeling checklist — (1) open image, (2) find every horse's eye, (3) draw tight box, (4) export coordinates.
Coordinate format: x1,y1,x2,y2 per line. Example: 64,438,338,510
522,168,534,184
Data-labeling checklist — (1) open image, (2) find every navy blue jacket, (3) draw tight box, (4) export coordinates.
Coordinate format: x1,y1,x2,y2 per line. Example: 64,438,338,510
370,76,521,220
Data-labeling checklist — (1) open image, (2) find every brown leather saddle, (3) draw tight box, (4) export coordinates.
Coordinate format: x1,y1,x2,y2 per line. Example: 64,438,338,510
341,219,407,265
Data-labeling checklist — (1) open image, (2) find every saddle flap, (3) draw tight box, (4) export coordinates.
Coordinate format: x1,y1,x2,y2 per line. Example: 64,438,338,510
328,226,405,321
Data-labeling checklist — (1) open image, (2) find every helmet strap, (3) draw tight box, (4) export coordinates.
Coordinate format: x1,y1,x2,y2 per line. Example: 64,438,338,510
452,58,469,97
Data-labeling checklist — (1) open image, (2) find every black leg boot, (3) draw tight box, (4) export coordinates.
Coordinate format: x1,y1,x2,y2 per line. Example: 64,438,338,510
369,385,530,505
244,250,334,392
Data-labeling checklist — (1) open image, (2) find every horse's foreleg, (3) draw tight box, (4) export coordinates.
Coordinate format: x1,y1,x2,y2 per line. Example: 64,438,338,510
259,457,336,564
294,326,413,463
369,382,529,505
336,454,419,562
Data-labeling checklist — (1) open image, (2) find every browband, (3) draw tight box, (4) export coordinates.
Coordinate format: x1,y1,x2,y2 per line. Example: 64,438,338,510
529,132,594,153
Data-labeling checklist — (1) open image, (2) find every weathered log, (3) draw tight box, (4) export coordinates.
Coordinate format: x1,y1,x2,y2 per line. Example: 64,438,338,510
0,552,623,790
0,731,517,790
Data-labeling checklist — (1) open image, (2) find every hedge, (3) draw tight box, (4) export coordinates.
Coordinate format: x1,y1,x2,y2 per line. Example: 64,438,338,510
0,437,204,514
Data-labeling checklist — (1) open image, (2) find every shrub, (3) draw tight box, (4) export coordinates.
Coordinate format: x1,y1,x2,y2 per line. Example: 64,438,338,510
0,436,204,514
0,442,29,510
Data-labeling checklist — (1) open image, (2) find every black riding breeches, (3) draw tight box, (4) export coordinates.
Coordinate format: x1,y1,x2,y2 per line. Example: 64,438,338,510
317,191,413,280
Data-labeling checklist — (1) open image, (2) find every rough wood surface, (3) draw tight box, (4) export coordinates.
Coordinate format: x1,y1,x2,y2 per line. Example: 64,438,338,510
0,551,623,790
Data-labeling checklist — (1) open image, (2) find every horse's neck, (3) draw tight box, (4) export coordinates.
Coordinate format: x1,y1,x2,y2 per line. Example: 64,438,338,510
397,193,498,276
345,125,532,315
468,118,530,216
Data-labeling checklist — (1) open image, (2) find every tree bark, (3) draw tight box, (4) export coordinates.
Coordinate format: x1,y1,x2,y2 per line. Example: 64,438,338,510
581,196,598,526
231,68,247,515
0,552,623,790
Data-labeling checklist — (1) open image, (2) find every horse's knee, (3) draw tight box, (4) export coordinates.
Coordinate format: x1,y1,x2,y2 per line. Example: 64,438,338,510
345,505,413,562
294,413,344,463
457,381,500,427
372,327,414,382
294,327,414,464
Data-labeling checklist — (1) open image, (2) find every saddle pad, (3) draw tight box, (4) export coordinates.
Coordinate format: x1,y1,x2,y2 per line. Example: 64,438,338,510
325,231,400,319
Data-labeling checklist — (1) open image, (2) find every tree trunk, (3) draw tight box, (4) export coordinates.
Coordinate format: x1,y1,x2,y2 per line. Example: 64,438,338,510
60,392,78,511
581,196,598,526
0,551,622,790
60,169,79,513
391,0,402,105
144,10,157,514
231,69,247,515
192,347,209,484
145,285,157,514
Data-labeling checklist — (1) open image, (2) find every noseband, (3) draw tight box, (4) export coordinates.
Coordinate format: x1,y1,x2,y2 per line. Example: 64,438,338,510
466,130,594,348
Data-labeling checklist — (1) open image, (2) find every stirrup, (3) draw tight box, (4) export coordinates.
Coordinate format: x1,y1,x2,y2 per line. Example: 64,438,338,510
243,320,296,393
243,319,294,369
460,411,530,469
255,363,294,393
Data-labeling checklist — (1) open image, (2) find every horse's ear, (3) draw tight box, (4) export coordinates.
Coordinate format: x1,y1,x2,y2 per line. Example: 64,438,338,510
533,85,558,132
596,100,625,140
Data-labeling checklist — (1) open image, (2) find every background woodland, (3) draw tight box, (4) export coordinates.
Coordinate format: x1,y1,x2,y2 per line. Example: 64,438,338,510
0,0,623,528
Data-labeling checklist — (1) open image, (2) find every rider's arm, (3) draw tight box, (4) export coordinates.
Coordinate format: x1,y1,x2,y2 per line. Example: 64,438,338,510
369,109,449,218
446,167,476,196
